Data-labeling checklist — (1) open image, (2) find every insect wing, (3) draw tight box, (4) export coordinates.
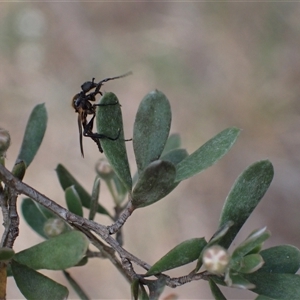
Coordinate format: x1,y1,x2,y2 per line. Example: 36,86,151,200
77,114,84,157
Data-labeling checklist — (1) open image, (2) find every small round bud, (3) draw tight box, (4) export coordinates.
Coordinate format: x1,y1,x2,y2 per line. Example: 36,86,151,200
43,218,66,237
202,245,230,274
95,158,114,180
0,128,11,157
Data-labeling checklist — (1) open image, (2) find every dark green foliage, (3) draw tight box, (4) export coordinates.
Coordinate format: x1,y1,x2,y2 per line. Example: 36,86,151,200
175,127,240,182
65,186,83,217
21,198,50,239
209,279,227,300
131,279,140,300
132,160,176,208
230,227,271,262
16,103,47,168
146,238,207,276
245,273,300,299
96,92,132,191
161,148,188,165
56,163,111,217
11,260,69,300
161,133,181,156
2,88,300,300
258,245,300,274
195,221,234,272
218,161,274,249
133,90,172,174
147,276,167,300
89,176,100,220
14,231,89,270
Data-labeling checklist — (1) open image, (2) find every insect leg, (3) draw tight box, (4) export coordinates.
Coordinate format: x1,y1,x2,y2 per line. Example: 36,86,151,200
83,127,121,141
83,115,121,153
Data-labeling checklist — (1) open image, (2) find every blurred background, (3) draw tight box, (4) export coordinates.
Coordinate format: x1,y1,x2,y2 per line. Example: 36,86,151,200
1,2,300,299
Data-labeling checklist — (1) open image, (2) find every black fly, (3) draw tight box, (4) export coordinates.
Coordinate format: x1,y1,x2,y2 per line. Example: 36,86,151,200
72,71,132,157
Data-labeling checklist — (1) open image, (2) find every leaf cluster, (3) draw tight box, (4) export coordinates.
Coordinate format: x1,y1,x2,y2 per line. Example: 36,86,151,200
0,90,299,300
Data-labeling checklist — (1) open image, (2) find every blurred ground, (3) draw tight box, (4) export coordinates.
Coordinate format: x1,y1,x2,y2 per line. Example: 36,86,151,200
1,2,300,300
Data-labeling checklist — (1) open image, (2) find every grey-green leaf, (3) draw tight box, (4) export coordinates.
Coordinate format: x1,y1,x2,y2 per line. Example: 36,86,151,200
56,164,111,217
96,92,132,191
16,103,47,168
148,276,166,300
244,272,300,299
132,160,176,208
65,186,83,217
175,128,240,182
139,284,150,300
133,90,172,174
233,254,265,274
89,176,100,220
209,279,227,300
231,227,271,262
131,279,139,300
146,238,207,276
12,260,68,300
161,133,181,156
161,148,188,166
21,198,49,239
194,221,234,272
218,160,274,249
226,272,255,289
258,245,300,274
14,231,89,270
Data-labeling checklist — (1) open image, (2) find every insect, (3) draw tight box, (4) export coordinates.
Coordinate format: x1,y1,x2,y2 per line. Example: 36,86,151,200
72,71,132,157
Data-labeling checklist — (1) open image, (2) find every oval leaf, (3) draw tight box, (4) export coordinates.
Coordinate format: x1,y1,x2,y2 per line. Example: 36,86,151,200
244,272,300,299
14,231,89,270
131,279,140,300
194,221,234,272
133,90,172,174
146,238,207,276
96,92,132,191
218,160,274,249
175,127,240,182
161,148,188,166
208,279,227,300
162,133,181,156
65,186,83,217
161,148,189,197
21,198,49,239
56,164,111,217
234,254,265,274
209,220,234,244
89,176,100,220
132,160,176,208
258,245,300,274
11,260,68,300
231,227,271,262
147,276,166,300
226,272,255,289
16,103,47,168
